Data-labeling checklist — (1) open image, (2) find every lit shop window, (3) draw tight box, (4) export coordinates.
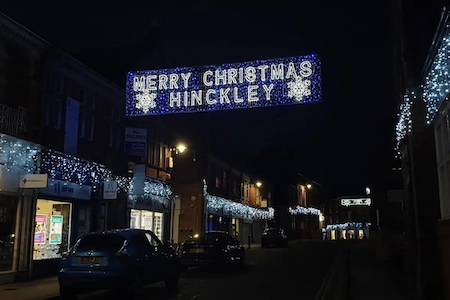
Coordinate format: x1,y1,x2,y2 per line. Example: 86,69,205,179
130,209,163,241
33,199,72,260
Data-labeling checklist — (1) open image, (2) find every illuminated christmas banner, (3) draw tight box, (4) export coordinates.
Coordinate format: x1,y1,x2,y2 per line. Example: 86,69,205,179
126,54,321,116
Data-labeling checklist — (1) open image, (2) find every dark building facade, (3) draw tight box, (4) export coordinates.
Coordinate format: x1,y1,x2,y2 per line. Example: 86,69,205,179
170,147,274,247
393,2,448,299
0,12,174,284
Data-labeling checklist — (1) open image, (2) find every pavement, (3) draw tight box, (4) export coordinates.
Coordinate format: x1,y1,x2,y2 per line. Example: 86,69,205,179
0,275,59,300
320,238,413,300
0,240,413,300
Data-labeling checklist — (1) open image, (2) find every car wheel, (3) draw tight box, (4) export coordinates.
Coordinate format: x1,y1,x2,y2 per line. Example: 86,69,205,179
60,286,78,300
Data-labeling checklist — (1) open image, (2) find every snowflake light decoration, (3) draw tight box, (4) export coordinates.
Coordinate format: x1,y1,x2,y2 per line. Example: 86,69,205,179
287,76,311,102
135,90,157,113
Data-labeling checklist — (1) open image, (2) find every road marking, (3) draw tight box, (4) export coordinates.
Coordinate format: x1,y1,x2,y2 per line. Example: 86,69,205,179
314,249,346,300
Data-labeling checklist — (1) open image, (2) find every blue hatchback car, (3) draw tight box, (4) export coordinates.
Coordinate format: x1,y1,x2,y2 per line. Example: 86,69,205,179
58,228,180,300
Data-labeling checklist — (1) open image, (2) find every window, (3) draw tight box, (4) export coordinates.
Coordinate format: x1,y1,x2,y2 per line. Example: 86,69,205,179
77,234,124,250
131,233,151,249
145,232,161,247
109,124,120,150
215,176,220,188
78,110,94,141
243,181,250,201
147,142,170,169
45,72,63,95
45,97,62,129
222,171,227,189
33,199,72,260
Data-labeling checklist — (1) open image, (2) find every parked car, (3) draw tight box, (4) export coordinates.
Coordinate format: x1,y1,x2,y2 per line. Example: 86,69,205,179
177,231,245,270
58,228,180,300
261,227,288,248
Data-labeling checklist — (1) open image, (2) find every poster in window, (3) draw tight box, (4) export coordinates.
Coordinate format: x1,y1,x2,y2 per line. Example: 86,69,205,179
142,216,153,230
49,215,63,244
34,214,47,244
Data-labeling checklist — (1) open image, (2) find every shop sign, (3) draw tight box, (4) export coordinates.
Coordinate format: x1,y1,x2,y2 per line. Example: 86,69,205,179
42,179,92,200
124,127,147,157
103,180,118,200
19,173,48,188
340,198,371,207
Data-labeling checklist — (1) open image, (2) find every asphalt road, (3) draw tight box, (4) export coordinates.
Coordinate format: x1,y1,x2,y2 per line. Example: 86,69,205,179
62,240,346,300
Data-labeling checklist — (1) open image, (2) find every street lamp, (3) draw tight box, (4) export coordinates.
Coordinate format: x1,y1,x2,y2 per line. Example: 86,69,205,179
176,144,187,154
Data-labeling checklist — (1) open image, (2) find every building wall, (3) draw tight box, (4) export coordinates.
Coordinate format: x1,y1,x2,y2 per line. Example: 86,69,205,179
174,182,205,243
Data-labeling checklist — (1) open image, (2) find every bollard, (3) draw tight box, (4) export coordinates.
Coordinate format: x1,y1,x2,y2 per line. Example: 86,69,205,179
248,234,251,249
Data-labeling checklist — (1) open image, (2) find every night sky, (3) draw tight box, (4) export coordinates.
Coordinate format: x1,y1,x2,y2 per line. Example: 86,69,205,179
0,0,445,199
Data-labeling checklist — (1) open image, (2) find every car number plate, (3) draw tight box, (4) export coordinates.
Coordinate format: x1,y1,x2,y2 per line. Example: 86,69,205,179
190,248,204,253
80,256,100,264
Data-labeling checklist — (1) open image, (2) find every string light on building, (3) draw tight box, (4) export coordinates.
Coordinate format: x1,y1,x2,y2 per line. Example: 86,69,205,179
0,134,40,173
395,89,415,150
288,205,321,216
423,31,450,124
203,179,274,220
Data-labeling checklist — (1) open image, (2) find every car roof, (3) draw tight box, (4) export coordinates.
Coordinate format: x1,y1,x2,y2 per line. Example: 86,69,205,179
206,230,230,234
83,228,150,237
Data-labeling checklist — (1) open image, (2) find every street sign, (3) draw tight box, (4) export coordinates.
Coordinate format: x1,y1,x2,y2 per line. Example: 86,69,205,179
340,198,371,207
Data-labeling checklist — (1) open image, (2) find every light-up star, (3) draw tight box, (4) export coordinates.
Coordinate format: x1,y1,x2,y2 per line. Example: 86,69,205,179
135,90,157,113
287,76,311,102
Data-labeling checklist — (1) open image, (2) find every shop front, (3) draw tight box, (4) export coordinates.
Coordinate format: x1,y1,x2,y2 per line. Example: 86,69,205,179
204,189,274,244
207,213,231,232
127,177,172,243
325,222,371,240
33,178,93,277
28,148,116,279
0,134,40,285
129,208,164,241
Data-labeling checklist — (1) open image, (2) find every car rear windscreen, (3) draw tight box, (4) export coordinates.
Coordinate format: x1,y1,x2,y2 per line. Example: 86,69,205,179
77,234,125,249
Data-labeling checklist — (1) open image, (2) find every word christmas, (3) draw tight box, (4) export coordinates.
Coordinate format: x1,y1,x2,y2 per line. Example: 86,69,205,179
126,54,321,116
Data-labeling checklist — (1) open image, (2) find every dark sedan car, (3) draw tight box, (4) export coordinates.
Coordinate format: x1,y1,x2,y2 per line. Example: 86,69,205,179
58,228,180,300
177,231,245,270
261,227,288,248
